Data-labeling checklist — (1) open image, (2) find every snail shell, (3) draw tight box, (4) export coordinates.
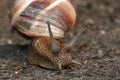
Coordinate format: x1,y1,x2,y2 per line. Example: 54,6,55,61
10,0,76,38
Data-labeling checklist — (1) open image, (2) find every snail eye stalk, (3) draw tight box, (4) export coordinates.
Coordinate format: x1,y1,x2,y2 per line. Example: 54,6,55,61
67,24,91,48
47,21,60,55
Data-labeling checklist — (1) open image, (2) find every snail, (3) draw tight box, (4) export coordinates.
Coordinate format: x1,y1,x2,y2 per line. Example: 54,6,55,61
9,0,89,71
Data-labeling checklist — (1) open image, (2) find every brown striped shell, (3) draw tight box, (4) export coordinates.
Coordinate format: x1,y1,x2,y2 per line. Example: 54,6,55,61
10,0,76,38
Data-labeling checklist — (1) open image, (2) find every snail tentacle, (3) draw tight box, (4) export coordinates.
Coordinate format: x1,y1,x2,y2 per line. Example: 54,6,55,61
67,24,91,48
72,60,81,65
47,21,60,55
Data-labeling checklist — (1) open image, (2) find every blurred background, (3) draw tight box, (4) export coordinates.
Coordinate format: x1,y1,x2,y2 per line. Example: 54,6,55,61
0,0,120,80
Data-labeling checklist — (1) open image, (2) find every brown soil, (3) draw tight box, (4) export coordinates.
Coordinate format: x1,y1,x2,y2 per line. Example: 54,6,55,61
0,0,120,80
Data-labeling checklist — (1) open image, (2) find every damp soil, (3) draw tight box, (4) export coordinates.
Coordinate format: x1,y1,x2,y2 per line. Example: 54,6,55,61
0,0,120,80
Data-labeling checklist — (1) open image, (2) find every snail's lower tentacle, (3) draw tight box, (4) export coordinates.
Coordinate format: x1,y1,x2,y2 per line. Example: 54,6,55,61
72,60,81,65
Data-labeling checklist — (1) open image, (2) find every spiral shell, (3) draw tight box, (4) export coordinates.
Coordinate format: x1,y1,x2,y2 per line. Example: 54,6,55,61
10,0,76,38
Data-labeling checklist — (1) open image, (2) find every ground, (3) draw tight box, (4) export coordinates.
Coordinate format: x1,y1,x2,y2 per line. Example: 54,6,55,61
0,0,120,80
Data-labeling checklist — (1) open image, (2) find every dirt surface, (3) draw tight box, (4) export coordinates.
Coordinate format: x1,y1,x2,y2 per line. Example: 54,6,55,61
0,0,120,80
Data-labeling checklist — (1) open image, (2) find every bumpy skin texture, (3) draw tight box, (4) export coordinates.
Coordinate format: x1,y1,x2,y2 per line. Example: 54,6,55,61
28,36,73,70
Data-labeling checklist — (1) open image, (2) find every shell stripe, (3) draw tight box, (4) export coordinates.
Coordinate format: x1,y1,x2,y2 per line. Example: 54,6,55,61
11,0,34,25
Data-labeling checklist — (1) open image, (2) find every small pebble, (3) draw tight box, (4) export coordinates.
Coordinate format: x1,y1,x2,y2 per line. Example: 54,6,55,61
15,71,18,74
100,30,106,35
7,39,12,44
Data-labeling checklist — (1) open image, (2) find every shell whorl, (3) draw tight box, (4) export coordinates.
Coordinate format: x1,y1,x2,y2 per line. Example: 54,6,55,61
10,0,76,38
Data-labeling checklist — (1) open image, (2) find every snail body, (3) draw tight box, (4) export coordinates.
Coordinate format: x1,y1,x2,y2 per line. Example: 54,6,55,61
10,0,81,71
